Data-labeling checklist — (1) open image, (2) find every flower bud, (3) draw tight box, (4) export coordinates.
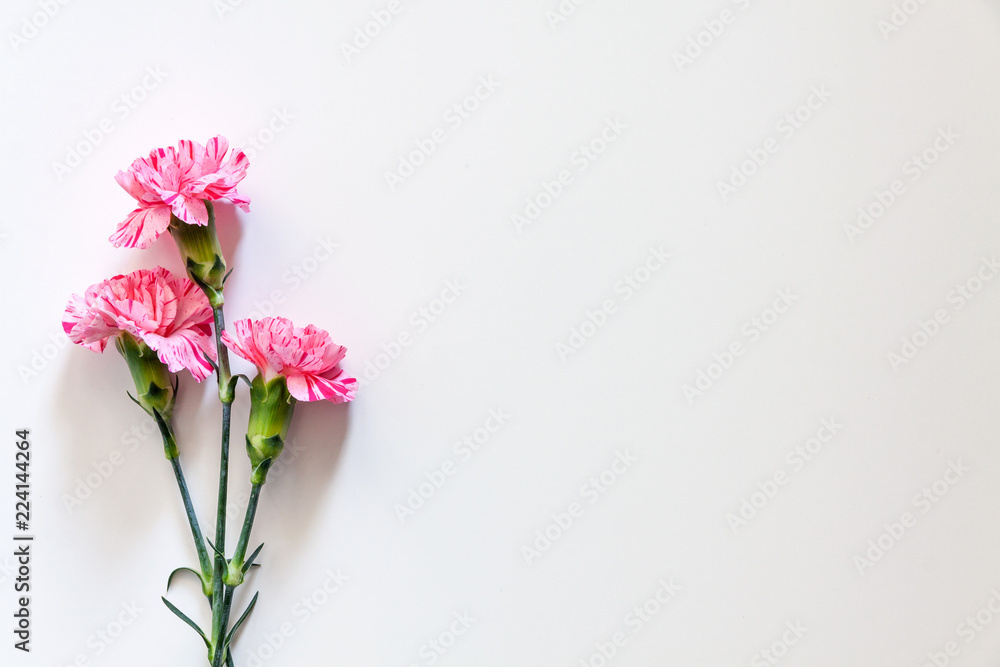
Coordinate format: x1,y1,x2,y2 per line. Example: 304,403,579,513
246,374,296,484
115,332,176,423
168,200,227,307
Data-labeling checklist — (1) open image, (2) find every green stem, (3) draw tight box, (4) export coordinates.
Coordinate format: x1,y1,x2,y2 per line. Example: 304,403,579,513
168,457,213,592
210,304,235,667
213,306,233,402
209,401,231,667
230,483,263,579
153,415,212,592
216,482,263,663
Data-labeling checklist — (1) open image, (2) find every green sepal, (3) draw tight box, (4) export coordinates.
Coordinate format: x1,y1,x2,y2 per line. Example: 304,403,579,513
184,261,225,309
168,201,228,307
116,334,175,420
161,596,210,648
245,375,294,481
144,381,172,410
186,256,226,307
249,457,273,486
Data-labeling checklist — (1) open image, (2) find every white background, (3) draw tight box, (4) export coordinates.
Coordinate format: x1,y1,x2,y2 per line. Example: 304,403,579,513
2,1,1000,665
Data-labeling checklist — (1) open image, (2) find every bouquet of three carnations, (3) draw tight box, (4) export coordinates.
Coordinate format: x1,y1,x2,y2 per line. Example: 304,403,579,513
62,137,357,666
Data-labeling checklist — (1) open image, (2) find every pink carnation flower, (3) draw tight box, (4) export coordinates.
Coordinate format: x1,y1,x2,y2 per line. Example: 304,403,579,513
110,136,250,249
221,317,358,403
63,267,217,381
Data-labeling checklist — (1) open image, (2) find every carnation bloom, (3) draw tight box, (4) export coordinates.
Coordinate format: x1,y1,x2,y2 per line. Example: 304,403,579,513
221,317,357,403
63,267,217,382
109,136,250,249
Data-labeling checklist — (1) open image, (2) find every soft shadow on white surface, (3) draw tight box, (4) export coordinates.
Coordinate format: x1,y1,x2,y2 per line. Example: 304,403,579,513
257,401,351,543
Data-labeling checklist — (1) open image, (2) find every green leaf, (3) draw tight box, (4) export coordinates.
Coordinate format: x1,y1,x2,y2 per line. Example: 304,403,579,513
126,391,142,407
166,567,202,592
226,374,242,400
161,597,210,648
242,543,264,573
205,538,227,560
224,591,259,646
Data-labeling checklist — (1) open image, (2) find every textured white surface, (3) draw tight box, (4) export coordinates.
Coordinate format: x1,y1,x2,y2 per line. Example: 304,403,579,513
2,1,1000,665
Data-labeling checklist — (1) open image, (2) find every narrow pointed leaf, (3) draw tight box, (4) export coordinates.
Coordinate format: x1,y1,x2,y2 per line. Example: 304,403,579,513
161,597,210,648
166,567,202,592
151,407,170,436
205,537,227,560
226,374,241,399
242,543,264,573
224,591,259,646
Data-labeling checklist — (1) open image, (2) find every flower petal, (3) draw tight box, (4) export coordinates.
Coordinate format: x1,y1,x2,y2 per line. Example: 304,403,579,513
109,205,172,249
142,329,215,382
166,195,208,226
286,370,358,403
111,136,249,246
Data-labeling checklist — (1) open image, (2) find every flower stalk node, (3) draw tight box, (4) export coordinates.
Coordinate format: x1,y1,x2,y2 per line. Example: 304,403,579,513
224,560,244,587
